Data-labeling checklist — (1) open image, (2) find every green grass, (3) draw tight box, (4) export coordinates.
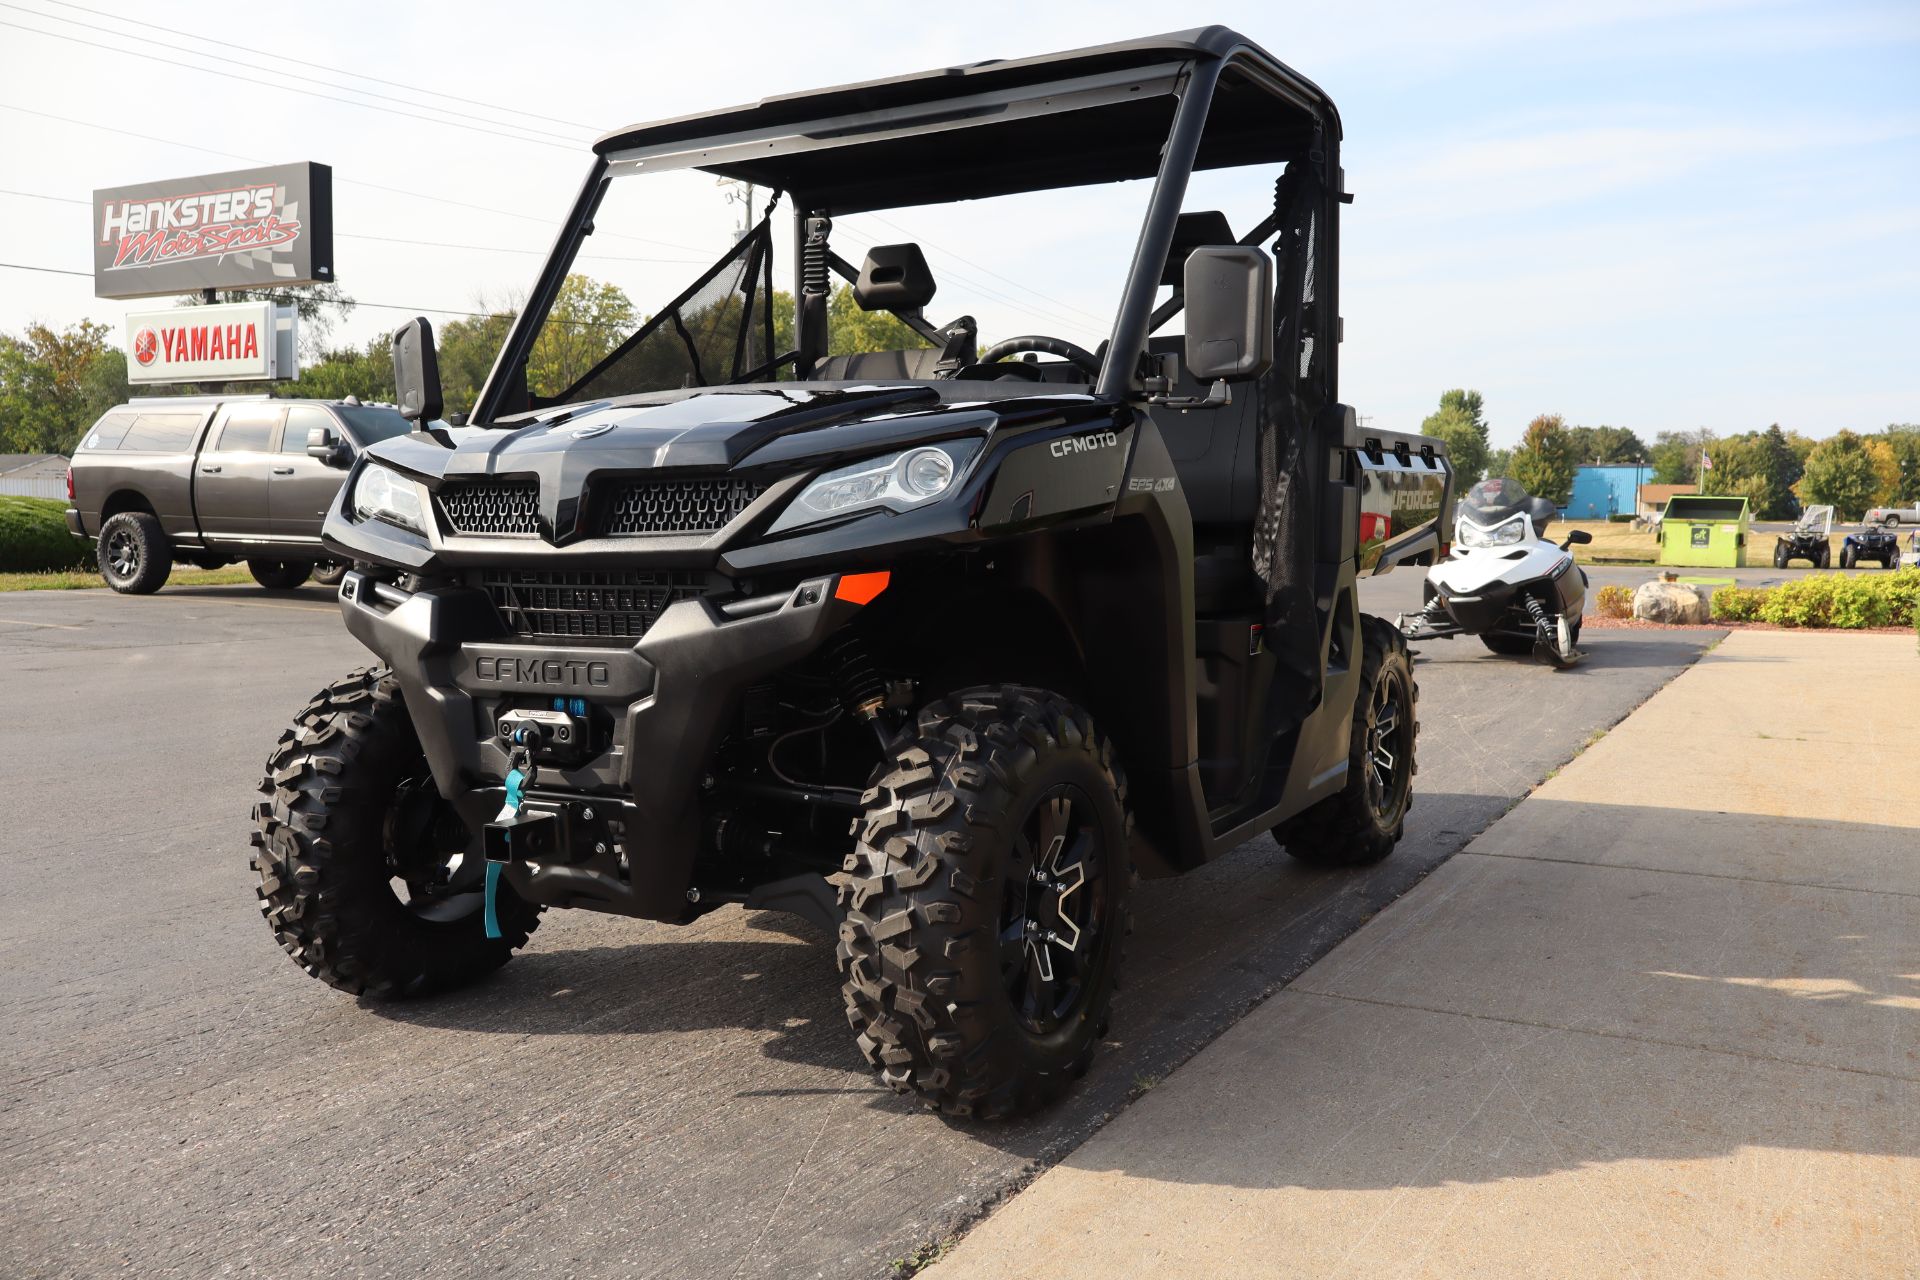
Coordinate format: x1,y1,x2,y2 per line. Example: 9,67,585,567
0,564,256,592
0,495,93,573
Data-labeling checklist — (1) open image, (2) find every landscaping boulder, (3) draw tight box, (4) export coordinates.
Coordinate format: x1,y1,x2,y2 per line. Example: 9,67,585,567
1633,580,1708,625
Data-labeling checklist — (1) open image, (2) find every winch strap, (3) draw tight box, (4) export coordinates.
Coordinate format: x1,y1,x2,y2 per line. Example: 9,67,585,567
486,766,529,941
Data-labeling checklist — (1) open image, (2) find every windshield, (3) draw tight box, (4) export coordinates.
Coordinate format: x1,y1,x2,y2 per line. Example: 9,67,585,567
1463,477,1535,515
516,169,1159,408
335,404,411,444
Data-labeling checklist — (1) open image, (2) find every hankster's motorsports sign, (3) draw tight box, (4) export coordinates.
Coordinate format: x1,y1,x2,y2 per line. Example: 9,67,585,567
93,162,333,300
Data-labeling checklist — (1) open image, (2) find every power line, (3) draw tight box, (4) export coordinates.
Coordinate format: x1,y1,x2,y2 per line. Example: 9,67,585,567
0,258,510,319
0,1,588,145
0,187,84,205
32,0,599,134
0,185,708,264
0,103,706,253
849,210,1111,328
0,18,579,152
0,260,90,277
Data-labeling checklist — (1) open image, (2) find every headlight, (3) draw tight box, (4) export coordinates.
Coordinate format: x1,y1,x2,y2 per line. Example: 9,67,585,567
351,463,428,535
1457,515,1525,548
769,440,981,534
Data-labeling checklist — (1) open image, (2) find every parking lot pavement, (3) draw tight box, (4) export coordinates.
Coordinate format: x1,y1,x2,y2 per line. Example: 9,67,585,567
1,583,1719,1280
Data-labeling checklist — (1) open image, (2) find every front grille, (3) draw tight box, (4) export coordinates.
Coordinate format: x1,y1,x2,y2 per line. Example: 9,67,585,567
438,479,539,536
480,568,712,642
601,477,763,535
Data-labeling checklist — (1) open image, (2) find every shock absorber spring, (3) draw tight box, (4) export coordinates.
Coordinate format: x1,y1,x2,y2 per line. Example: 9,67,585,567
824,631,886,717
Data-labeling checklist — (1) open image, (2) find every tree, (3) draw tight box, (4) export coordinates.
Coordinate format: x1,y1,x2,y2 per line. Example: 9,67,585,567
178,283,355,360
1509,413,1575,506
0,319,129,454
1419,388,1490,481
278,338,395,404
1863,436,1901,507
1800,430,1881,519
1564,424,1649,465
528,275,636,398
1753,424,1804,519
827,284,929,354
1483,447,1512,482
1650,428,1713,485
1882,425,1920,504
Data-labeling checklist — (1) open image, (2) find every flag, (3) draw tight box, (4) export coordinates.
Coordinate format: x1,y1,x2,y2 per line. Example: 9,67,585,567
1701,451,1713,471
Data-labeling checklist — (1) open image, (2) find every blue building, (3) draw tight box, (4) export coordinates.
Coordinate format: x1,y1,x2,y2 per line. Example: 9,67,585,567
1563,464,1653,520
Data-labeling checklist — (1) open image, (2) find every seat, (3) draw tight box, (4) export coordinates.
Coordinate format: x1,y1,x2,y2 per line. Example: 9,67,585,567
812,244,976,379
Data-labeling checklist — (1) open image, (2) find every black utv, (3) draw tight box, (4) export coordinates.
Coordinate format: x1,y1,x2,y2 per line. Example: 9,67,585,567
251,27,1453,1119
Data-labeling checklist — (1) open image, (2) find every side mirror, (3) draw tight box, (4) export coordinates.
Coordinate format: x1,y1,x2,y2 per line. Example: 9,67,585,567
306,426,350,468
1183,246,1274,383
391,317,444,425
1565,529,1593,546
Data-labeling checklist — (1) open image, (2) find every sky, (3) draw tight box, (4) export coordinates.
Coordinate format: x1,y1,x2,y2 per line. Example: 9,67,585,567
1,0,1915,447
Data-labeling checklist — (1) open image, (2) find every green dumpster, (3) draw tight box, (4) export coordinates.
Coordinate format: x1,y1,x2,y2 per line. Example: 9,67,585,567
1659,495,1750,567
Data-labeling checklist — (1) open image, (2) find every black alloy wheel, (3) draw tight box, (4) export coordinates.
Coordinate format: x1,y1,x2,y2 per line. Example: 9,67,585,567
106,525,139,580
1362,658,1414,826
999,785,1110,1037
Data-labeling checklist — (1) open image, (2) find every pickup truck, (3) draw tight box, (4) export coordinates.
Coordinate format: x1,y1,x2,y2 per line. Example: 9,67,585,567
66,395,411,593
1864,500,1920,527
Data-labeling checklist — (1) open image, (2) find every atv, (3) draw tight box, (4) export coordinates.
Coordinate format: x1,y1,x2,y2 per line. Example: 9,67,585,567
250,27,1453,1119
1840,522,1900,569
1774,505,1832,568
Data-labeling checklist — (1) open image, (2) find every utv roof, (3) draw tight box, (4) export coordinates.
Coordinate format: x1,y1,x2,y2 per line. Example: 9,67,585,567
594,26,1339,213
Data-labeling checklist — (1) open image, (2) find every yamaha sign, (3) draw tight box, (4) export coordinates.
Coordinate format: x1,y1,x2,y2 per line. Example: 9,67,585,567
92,162,333,301
123,301,297,385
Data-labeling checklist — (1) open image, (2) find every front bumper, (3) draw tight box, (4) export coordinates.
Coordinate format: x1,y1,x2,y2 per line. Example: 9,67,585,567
337,569,861,921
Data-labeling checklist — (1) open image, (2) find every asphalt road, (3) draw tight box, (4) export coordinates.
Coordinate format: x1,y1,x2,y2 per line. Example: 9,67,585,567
1,578,1719,1280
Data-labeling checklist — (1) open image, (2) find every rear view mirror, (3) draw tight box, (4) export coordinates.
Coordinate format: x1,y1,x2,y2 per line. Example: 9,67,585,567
1565,529,1593,545
391,317,444,425
1184,246,1274,383
306,426,350,468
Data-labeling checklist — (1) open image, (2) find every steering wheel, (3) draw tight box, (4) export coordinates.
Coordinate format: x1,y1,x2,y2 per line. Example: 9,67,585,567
958,335,1102,381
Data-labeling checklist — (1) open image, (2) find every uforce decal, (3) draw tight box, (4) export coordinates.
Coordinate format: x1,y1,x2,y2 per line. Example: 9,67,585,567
473,655,612,688
1050,431,1119,459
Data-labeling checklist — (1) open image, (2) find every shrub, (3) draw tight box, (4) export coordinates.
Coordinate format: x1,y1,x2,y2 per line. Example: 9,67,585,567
0,495,94,573
1709,568,1919,629
1594,584,1634,618
1709,585,1766,622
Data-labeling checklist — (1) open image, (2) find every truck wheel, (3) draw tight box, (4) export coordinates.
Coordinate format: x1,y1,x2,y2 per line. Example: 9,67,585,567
98,511,173,594
1276,616,1416,867
311,561,348,587
836,686,1133,1120
248,558,312,590
250,667,540,999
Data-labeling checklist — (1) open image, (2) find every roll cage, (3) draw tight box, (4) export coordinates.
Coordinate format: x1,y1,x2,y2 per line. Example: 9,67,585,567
471,26,1345,424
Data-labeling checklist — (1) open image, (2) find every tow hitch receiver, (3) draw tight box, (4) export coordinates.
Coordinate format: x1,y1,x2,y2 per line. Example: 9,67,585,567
484,807,562,864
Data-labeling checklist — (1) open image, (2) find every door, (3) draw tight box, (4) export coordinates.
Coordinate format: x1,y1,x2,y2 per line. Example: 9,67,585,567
269,405,354,544
196,404,283,541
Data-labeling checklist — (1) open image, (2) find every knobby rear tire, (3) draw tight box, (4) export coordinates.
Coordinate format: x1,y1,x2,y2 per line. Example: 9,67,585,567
1275,615,1417,867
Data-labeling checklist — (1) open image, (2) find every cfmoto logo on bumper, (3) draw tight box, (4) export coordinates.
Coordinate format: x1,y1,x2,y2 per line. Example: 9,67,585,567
1050,431,1118,459
473,655,612,687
